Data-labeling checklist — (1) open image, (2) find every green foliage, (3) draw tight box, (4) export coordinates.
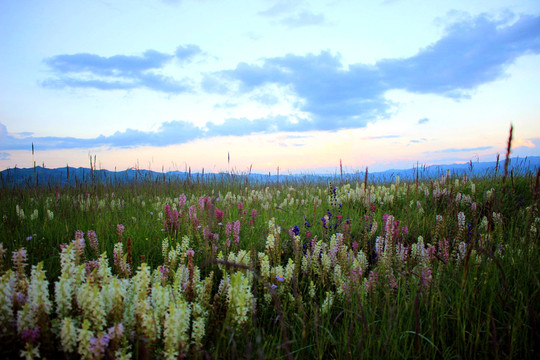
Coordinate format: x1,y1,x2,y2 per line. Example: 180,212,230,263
0,170,539,359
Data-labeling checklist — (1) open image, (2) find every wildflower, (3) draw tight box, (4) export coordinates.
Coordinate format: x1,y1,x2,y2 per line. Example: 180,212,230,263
0,270,16,327
18,262,51,342
163,300,191,359
74,230,84,241
387,272,398,290
321,291,334,315
178,194,187,208
25,236,32,242
225,222,233,241
16,205,25,219
20,343,40,360
107,323,124,340
87,230,99,256
365,270,378,293
233,220,241,245
89,333,110,359
457,212,466,230
202,226,212,241
250,209,257,224
308,280,316,299
158,265,170,283
214,208,224,223
188,205,198,227
321,216,327,229
227,272,254,328
116,224,125,241
84,260,99,274
77,319,94,360
60,317,77,353
191,316,206,348
113,243,131,278
21,326,40,345
12,248,28,278
420,267,432,290
77,281,106,332
401,225,409,236
238,202,244,212
438,238,450,264
276,275,284,282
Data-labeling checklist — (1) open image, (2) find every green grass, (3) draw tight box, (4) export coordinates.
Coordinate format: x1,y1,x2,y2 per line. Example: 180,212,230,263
0,168,539,359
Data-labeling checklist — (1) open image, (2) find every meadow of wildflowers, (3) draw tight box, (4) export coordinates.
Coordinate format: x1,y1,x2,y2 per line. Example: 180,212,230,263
0,164,539,359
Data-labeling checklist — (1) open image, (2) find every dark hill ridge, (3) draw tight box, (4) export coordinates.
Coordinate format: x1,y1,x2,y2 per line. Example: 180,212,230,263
1,156,539,187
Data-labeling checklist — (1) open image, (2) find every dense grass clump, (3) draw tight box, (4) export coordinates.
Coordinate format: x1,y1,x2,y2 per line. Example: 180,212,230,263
0,165,539,359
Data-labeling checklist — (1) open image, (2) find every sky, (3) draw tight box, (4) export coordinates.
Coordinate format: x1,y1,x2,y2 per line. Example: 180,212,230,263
1,0,539,174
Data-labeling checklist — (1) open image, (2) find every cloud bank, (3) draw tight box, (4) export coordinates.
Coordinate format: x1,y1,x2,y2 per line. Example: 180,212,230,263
32,13,540,149
43,45,202,93
209,13,540,132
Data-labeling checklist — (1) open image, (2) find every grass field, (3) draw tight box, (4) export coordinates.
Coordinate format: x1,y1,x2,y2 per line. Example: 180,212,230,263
1,160,539,359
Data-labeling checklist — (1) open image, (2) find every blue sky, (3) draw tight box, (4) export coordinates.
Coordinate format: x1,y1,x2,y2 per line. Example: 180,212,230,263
1,0,539,173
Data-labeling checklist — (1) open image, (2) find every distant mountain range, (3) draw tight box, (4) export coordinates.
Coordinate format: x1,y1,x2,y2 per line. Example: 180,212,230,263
1,156,539,187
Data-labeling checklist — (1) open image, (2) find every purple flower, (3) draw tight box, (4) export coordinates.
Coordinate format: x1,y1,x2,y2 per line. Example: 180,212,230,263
116,224,125,237
233,220,241,244
226,222,233,239
85,260,100,273
178,194,187,208
159,265,170,282
214,208,224,222
87,230,98,253
108,323,124,339
21,328,39,344
100,334,111,347
276,275,284,282
402,226,409,236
